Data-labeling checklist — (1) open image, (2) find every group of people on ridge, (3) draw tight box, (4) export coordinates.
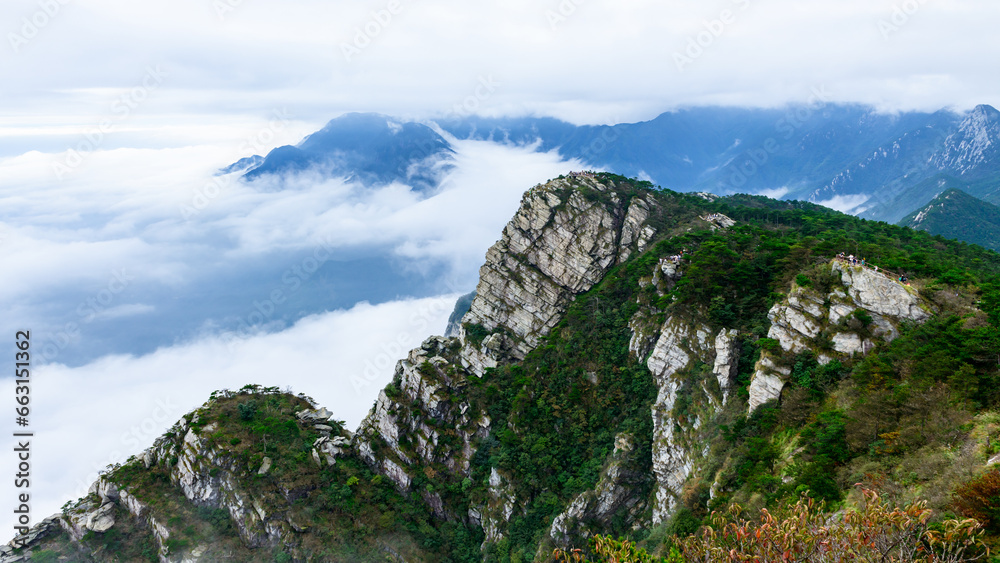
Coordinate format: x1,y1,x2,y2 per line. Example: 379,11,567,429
836,252,909,285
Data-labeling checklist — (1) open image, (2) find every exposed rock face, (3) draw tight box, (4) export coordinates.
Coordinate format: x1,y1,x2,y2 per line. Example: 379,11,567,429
549,433,647,547
458,177,659,374
748,358,788,413
351,176,664,546
58,477,180,561
618,198,657,263
350,177,667,552
32,392,364,563
356,336,490,492
643,314,738,524
833,261,930,321
628,305,662,360
482,468,518,546
2,516,63,562
747,261,934,413
713,329,740,404
702,212,736,229
767,295,823,353
313,435,350,466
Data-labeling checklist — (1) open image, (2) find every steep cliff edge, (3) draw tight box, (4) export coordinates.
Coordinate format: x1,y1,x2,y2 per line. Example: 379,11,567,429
8,174,1000,563
457,175,658,374
353,175,667,493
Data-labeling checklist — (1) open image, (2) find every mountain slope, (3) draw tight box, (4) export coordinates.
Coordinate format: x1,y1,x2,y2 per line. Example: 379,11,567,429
242,113,454,190
900,187,1000,252
10,174,1000,562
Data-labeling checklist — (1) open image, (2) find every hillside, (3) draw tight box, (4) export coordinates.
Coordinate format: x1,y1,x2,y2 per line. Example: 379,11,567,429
900,187,1000,252
7,174,1000,562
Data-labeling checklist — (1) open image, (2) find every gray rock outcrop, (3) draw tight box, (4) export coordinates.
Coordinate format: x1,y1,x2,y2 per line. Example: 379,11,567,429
548,433,647,547
833,261,930,321
355,336,491,492
747,261,934,413
458,177,658,374
642,314,739,524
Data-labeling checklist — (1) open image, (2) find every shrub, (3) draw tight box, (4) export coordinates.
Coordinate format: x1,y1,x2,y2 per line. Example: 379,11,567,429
757,338,782,354
954,468,1000,533
27,551,58,563
554,535,683,562
237,400,257,421
679,489,985,562
464,323,490,348
853,308,874,327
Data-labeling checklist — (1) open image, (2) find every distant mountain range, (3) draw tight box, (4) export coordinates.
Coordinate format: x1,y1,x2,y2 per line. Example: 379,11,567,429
900,187,1000,252
236,112,454,190
229,104,1000,223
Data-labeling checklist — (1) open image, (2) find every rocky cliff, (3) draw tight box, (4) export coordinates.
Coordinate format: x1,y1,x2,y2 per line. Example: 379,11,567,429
7,173,1000,563
747,261,932,413
457,175,658,374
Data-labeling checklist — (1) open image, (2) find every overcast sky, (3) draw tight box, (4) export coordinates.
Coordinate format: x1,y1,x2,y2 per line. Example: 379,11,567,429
3,0,999,147
2,0,999,541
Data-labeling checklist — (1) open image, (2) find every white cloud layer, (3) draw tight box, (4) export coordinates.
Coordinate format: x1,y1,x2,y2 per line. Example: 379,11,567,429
815,194,872,213
0,295,455,537
0,137,576,363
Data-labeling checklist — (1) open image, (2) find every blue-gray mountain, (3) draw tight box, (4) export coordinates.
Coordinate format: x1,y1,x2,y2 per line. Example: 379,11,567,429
439,105,1000,223
240,113,454,191
899,187,1000,252
233,105,1000,223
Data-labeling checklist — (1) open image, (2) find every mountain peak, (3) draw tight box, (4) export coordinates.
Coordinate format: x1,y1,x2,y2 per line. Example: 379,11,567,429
971,104,1000,119
241,113,454,189
311,112,399,137
900,186,1000,251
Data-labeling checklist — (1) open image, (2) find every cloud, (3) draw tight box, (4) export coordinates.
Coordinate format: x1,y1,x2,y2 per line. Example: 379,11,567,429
0,294,456,536
93,303,155,320
0,136,575,365
3,0,1000,142
815,194,872,213
755,187,790,199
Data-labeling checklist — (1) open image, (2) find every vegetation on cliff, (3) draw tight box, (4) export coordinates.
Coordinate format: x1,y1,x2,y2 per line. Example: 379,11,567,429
9,173,1000,563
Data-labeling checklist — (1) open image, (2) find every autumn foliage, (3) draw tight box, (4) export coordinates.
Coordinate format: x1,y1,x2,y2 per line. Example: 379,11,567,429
556,489,987,563
954,468,1000,533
